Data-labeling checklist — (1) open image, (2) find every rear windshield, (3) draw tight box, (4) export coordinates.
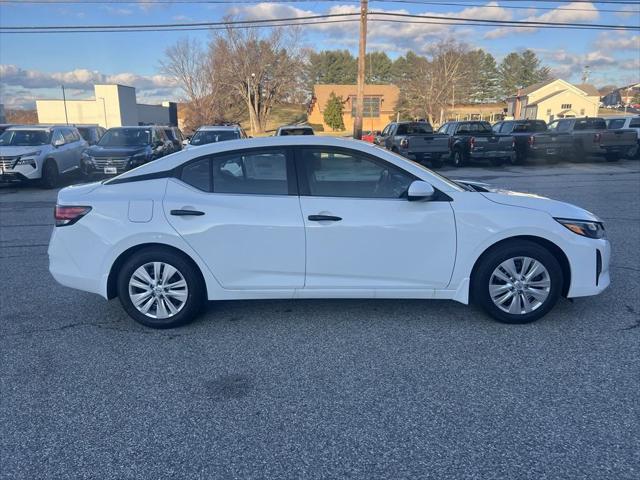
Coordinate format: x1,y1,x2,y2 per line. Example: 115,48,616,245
98,128,152,147
513,121,547,133
456,122,492,134
279,128,314,136
606,119,626,129
396,123,433,135
0,129,51,146
190,129,239,145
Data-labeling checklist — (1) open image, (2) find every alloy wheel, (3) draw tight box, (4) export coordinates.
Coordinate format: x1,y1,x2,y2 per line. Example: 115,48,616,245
128,261,189,319
489,256,551,315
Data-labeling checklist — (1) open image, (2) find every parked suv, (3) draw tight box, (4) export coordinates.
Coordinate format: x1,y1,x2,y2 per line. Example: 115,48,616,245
81,126,172,178
76,125,106,146
184,125,247,149
0,125,87,188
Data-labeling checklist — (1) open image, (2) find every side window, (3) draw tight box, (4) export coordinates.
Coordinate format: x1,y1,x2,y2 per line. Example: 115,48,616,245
557,120,572,132
381,125,390,137
299,148,414,199
212,150,288,195
52,129,65,144
181,158,211,192
62,128,76,143
492,122,502,133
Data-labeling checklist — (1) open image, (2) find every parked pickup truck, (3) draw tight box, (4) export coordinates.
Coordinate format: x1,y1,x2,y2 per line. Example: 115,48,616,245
375,121,449,168
492,119,572,164
547,117,637,162
603,115,640,159
437,121,514,167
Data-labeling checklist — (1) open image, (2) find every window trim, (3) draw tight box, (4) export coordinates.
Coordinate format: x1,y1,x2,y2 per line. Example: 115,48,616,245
293,145,419,200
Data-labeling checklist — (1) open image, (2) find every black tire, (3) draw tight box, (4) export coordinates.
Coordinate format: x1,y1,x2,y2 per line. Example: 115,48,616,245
605,153,619,162
472,240,563,324
117,247,205,328
40,159,59,189
452,149,465,168
489,157,504,167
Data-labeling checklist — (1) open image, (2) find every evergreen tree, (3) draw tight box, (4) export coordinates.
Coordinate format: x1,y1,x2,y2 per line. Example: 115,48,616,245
498,50,551,97
365,52,394,84
323,92,345,131
307,50,357,88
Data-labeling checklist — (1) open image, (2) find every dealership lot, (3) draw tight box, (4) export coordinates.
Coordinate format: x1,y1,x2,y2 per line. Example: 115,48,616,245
1,160,639,478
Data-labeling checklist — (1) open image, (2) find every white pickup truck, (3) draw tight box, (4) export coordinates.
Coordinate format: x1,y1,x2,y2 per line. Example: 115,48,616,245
603,115,640,159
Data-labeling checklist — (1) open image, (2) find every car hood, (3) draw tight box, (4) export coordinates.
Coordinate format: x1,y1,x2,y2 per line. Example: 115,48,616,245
456,180,600,222
86,145,149,157
0,146,47,157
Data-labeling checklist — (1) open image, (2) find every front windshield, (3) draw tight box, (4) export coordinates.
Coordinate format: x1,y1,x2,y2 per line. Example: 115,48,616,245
0,130,51,146
98,128,151,147
190,130,238,145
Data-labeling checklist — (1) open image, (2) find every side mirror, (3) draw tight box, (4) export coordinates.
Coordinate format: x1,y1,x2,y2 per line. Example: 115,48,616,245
182,139,189,146
407,180,435,201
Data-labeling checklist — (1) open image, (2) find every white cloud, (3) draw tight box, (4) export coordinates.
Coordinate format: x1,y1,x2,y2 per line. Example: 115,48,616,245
484,2,599,39
0,65,178,108
597,32,640,51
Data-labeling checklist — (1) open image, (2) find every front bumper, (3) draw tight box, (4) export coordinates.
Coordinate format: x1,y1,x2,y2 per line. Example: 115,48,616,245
0,163,42,181
566,237,611,298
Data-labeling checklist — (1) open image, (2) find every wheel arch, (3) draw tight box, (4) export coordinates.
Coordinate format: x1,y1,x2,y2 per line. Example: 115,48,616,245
106,242,207,300
469,235,571,300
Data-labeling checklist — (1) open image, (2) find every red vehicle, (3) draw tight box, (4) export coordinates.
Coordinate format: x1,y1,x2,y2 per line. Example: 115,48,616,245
361,130,380,143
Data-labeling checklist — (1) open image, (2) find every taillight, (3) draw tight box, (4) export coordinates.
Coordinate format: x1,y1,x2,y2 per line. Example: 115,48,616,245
400,138,409,148
469,137,476,150
593,133,602,143
54,205,92,227
528,135,535,146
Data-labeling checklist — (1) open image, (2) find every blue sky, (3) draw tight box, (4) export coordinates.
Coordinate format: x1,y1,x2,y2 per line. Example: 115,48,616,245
1,1,638,108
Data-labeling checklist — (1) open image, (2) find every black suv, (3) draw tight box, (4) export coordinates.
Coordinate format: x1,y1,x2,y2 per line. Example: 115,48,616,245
81,126,173,177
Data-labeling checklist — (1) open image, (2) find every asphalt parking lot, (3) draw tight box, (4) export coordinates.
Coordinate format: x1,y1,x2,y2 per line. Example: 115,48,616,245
1,159,639,479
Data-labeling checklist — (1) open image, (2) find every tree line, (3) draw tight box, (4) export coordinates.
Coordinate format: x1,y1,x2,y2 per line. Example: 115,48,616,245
162,26,551,133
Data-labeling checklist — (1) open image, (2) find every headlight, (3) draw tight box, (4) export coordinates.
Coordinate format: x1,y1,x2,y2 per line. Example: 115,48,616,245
555,218,606,239
16,150,41,165
130,153,149,164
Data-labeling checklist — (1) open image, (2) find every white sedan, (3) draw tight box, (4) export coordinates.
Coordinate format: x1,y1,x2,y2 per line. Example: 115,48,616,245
49,136,610,328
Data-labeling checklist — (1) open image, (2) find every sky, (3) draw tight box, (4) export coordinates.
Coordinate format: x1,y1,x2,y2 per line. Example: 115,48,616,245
0,0,639,109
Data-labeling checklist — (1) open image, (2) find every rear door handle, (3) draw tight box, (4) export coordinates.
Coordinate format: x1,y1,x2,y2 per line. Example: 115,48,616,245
308,215,342,222
170,209,205,216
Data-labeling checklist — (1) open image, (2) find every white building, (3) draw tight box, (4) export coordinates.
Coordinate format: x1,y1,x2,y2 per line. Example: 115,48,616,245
36,84,177,128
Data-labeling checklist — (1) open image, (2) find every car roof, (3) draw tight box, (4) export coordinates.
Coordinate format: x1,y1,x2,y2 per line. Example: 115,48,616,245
278,125,313,129
6,125,56,131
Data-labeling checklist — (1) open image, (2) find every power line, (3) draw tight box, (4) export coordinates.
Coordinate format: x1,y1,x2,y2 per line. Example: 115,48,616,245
2,10,637,32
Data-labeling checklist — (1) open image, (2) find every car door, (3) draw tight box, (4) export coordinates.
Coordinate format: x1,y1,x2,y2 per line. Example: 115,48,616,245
163,147,305,291
50,129,70,172
295,146,456,292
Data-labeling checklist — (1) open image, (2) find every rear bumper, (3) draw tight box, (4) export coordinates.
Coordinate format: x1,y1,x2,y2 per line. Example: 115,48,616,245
469,150,515,161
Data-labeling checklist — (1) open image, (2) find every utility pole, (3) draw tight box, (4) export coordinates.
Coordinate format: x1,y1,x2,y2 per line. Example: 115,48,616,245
353,0,368,139
61,85,69,125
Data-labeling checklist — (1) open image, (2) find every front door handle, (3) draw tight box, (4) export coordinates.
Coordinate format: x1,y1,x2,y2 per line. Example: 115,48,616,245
308,215,342,222
170,209,205,216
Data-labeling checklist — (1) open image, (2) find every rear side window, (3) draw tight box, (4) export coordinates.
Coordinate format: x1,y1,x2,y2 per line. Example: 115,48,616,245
181,158,211,191
180,150,289,195
607,119,626,129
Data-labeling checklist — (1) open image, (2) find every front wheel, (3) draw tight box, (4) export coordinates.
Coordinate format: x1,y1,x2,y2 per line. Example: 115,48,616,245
117,248,205,328
472,240,563,324
40,160,59,189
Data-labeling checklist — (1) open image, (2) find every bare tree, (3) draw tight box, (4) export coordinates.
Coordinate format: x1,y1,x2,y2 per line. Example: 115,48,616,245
160,38,227,132
210,24,306,134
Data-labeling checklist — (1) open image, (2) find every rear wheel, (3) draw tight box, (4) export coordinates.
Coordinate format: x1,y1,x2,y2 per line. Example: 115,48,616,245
117,248,205,328
472,240,563,324
40,159,59,189
452,149,465,168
